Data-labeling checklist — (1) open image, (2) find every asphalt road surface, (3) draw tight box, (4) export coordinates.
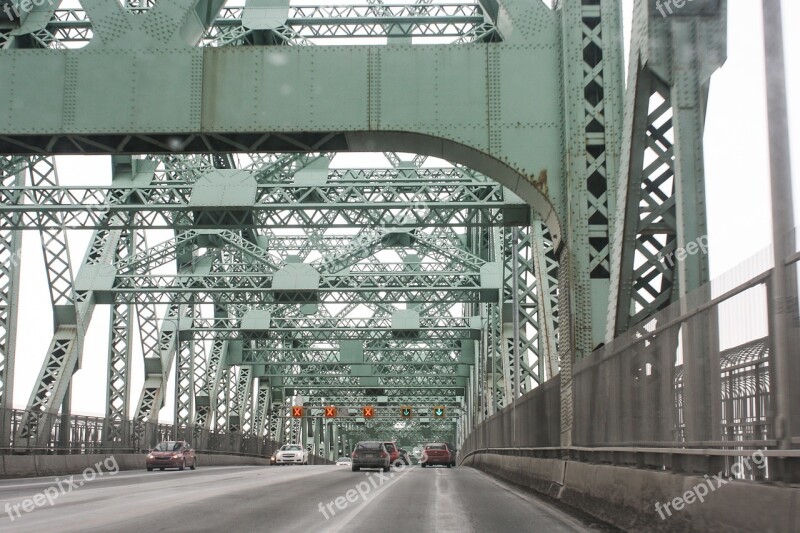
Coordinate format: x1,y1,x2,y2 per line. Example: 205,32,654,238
0,464,608,532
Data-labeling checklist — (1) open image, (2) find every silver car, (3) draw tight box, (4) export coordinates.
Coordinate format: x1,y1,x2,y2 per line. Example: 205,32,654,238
275,444,309,465
351,441,390,472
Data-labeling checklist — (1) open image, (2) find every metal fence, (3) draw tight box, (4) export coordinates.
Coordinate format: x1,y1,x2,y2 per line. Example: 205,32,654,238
461,242,800,482
460,376,560,452
574,245,778,449
0,407,275,456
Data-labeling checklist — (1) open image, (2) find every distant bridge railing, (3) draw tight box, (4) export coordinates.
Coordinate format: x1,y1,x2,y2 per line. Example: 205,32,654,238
0,407,276,457
461,240,800,482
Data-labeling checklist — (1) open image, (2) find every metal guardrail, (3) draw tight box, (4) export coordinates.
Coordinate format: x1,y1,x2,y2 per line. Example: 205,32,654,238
459,446,800,481
0,407,273,457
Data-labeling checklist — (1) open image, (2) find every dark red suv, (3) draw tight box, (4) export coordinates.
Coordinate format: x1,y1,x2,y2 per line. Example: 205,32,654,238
420,442,451,468
383,441,401,466
146,440,197,471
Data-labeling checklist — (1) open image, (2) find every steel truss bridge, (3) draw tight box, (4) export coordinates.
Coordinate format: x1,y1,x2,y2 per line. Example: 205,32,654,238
2,0,798,487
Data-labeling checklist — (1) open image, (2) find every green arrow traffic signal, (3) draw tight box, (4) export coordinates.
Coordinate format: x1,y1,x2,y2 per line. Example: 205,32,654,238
433,406,445,418
401,406,412,418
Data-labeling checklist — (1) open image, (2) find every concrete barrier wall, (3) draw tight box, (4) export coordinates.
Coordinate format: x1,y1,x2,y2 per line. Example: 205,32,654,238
463,453,800,532
0,453,270,479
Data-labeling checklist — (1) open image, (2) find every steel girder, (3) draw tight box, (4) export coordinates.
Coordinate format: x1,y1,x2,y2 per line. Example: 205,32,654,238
252,378,271,437
103,230,137,445
183,316,478,341
18,218,122,447
605,0,726,444
607,1,725,337
0,0,727,452
196,336,226,431
558,0,624,355
0,4,565,249
0,157,24,447
175,309,197,435
133,303,185,430
34,4,495,47
532,217,559,379
0,179,523,230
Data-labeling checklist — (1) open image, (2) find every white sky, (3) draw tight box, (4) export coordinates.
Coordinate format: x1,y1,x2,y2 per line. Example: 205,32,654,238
9,0,800,420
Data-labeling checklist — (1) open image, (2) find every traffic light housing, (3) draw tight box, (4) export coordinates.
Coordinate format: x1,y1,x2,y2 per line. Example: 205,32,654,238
400,406,413,418
291,406,304,418
432,406,446,418
324,406,337,418
362,405,375,418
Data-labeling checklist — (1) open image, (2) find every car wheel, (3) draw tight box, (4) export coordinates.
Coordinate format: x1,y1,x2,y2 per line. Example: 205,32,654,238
146,466,153,471
447,463,451,468
159,468,165,471
352,466,360,472
179,459,186,471
190,459,196,470
383,466,390,472
421,463,426,468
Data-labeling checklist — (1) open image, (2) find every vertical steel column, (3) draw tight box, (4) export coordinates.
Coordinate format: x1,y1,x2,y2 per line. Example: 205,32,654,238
762,0,800,460
532,218,559,379
511,227,521,446
174,322,195,440
559,0,625,354
20,211,121,447
0,157,25,447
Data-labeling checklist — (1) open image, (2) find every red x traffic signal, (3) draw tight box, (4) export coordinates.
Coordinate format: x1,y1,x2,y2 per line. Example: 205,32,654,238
362,406,375,418
324,406,337,418
291,406,304,418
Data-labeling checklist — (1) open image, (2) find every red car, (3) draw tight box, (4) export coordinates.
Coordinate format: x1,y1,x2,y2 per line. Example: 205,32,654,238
383,441,401,466
420,443,451,468
146,440,197,471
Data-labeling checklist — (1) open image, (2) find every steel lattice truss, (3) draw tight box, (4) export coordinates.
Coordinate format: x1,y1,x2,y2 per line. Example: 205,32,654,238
0,151,558,451
1,2,497,49
0,0,725,455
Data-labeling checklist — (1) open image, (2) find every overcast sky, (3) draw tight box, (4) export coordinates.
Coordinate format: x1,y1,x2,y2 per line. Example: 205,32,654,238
9,0,800,420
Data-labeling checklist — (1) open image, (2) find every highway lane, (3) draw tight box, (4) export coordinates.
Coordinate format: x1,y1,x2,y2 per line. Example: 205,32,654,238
0,464,609,532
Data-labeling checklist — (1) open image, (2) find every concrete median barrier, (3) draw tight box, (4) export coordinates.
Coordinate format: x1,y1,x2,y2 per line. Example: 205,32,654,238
3,455,37,478
464,452,800,532
0,453,270,479
33,455,69,477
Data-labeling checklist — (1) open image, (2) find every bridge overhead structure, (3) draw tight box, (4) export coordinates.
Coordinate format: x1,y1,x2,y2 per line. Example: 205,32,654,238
0,0,727,456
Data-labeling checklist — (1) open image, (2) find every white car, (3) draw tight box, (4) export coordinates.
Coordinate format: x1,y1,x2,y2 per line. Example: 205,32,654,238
335,457,352,466
275,444,309,465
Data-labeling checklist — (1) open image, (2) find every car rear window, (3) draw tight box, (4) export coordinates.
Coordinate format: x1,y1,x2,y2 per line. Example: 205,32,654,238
384,443,395,451
154,441,180,451
425,444,446,450
357,442,382,450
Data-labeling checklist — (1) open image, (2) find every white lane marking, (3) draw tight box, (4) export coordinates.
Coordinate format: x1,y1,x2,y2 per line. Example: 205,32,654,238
322,466,416,532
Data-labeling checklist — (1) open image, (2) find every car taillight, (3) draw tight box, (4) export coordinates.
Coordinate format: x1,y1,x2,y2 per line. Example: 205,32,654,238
379,452,387,458
352,451,358,458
